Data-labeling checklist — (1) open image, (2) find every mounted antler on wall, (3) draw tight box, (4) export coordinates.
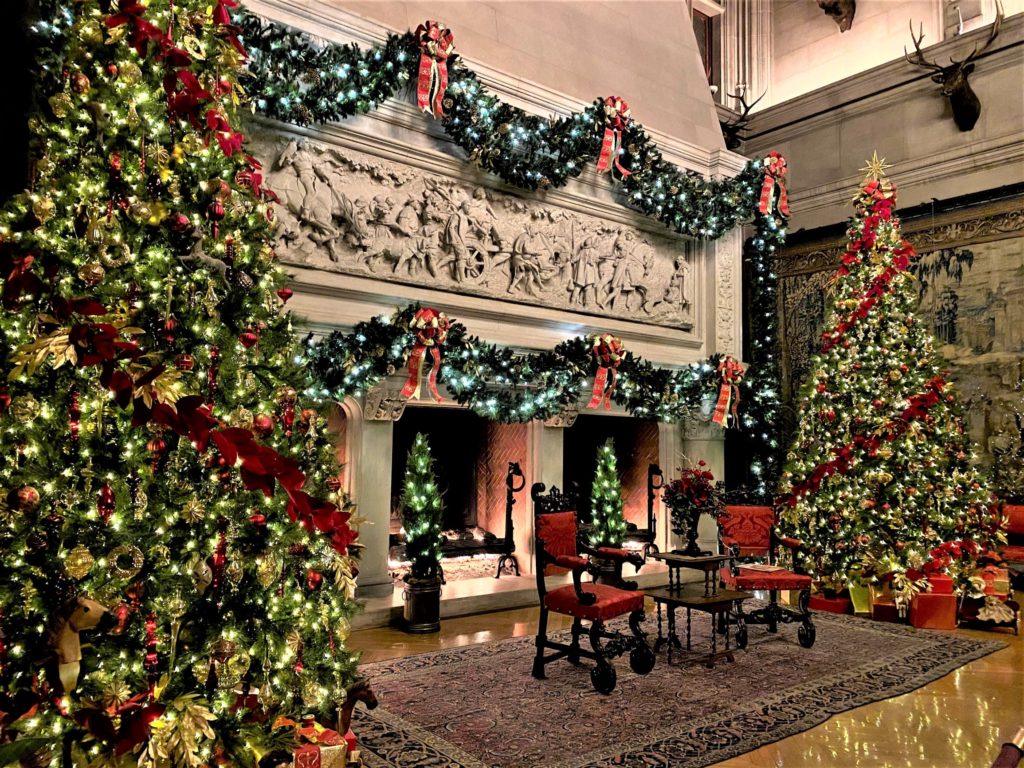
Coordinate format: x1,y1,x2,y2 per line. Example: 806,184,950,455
719,91,766,151
817,0,856,32
905,0,1003,132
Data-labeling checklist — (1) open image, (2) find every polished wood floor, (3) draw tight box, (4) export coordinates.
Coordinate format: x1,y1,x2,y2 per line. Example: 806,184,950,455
351,605,1023,768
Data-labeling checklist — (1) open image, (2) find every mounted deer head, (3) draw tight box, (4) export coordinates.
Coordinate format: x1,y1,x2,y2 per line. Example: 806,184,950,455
817,0,856,32
905,1,1003,132
719,90,766,151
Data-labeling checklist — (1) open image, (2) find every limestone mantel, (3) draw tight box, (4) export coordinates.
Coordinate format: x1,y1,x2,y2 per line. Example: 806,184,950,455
245,1,746,597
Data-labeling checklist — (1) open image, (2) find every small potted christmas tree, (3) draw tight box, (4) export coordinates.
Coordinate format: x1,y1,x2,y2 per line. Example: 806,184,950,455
400,433,444,632
587,439,643,588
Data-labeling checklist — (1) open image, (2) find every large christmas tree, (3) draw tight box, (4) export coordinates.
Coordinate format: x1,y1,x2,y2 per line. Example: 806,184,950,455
0,0,360,761
588,438,627,548
777,156,1001,597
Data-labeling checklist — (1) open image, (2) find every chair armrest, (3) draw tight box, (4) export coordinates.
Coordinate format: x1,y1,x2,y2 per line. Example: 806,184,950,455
543,552,597,605
727,542,741,577
778,536,803,551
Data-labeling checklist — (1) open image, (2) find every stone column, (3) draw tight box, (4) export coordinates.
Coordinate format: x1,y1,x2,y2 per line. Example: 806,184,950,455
681,419,727,554
656,421,681,552
352,386,407,598
720,0,773,109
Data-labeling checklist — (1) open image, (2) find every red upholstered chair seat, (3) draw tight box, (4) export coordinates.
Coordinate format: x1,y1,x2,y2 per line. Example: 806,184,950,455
1004,505,1024,536
1000,544,1024,563
544,583,645,622
720,505,774,558
721,566,812,592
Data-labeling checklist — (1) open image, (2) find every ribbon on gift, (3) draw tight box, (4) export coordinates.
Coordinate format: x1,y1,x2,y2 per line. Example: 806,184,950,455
758,151,790,218
595,96,633,177
586,334,624,411
711,355,744,427
401,307,450,402
415,20,455,117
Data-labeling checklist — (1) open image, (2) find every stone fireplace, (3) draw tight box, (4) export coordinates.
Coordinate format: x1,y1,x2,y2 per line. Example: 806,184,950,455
250,0,745,608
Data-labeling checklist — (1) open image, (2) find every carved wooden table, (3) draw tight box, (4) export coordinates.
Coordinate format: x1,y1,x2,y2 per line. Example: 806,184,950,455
649,551,733,597
645,585,753,668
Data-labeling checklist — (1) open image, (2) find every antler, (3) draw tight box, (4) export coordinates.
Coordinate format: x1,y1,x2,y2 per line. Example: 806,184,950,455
951,0,1003,65
904,21,944,72
727,90,767,121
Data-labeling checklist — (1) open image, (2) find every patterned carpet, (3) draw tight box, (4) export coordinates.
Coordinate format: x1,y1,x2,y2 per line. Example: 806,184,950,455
353,610,1005,768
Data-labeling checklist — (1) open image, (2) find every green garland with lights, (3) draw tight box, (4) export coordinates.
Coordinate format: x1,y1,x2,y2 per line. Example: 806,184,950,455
306,305,724,423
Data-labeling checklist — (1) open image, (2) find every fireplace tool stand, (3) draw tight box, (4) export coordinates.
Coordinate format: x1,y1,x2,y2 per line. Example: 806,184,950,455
496,461,526,578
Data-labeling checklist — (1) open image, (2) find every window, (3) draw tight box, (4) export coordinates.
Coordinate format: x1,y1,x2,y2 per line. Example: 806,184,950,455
692,1,723,101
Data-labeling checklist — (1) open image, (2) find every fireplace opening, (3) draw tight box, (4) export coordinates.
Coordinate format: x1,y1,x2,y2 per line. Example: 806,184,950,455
563,415,659,532
389,407,528,574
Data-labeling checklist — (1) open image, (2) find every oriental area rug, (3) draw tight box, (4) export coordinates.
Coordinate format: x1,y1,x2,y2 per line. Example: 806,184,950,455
353,611,1004,768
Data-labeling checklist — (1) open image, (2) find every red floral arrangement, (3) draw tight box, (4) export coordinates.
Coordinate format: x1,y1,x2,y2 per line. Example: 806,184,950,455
662,461,725,549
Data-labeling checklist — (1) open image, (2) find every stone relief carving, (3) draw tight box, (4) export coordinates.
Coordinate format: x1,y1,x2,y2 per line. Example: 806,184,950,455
543,408,579,429
714,232,740,356
253,134,696,329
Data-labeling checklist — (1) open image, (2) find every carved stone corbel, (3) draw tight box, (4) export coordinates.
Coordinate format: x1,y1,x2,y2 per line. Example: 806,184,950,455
363,385,408,421
543,407,579,428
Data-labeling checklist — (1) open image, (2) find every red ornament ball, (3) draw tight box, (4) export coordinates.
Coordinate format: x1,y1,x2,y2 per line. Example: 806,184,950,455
207,200,226,222
253,413,275,437
306,569,324,591
240,329,259,349
276,287,293,304
175,353,195,371
12,485,40,512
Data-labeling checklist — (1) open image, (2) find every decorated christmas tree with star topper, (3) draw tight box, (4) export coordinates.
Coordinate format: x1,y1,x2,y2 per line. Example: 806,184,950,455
0,0,361,761
777,154,1002,600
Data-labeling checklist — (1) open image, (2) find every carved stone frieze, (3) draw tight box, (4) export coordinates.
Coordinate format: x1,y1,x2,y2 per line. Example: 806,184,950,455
363,386,408,421
252,133,697,329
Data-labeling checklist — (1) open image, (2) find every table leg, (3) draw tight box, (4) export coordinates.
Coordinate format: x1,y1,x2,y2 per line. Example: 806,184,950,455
703,570,711,598
654,601,665,653
709,617,718,668
724,610,731,654
686,607,692,651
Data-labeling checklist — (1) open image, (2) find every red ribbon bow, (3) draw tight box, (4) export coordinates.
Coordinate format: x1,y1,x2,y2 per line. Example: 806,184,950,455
586,334,624,411
758,151,790,218
415,21,455,117
712,355,744,427
105,0,164,57
595,97,633,177
401,308,450,402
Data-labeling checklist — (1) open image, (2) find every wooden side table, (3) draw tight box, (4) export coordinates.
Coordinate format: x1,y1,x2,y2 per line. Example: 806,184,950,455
649,551,732,597
646,585,753,667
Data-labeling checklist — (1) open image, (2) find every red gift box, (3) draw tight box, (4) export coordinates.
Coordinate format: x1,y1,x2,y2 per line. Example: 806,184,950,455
927,573,954,595
871,597,901,622
910,591,958,630
975,565,1010,599
809,594,851,614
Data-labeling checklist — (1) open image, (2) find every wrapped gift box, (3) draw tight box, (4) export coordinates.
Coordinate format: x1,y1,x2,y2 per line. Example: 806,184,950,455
848,585,871,614
927,573,954,595
910,591,957,630
975,565,1010,599
809,594,851,614
295,744,347,768
871,598,901,622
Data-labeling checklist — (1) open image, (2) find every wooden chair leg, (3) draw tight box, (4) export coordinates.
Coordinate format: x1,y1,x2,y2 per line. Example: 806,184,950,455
532,607,549,679
568,617,583,664
768,590,779,633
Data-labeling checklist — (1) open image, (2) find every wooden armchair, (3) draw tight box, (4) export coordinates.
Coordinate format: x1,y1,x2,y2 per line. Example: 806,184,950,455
717,504,816,648
531,483,654,694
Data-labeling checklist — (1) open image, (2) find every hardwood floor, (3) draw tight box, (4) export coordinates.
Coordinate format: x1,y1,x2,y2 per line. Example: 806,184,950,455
350,605,1023,768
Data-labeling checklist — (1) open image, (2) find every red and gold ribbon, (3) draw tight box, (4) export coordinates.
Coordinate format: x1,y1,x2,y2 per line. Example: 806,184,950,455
586,334,624,411
758,151,790,218
401,308,450,402
712,355,744,427
595,96,633,177
415,21,455,118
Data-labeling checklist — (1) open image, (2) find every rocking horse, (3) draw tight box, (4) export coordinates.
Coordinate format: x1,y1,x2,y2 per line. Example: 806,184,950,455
337,679,379,757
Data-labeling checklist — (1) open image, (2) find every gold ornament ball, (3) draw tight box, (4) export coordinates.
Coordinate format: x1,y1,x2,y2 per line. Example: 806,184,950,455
65,545,95,580
79,262,106,286
120,62,143,85
49,93,73,119
218,651,251,690
301,676,326,708
230,407,255,430
129,201,153,223
10,395,40,423
32,197,56,223
70,72,91,95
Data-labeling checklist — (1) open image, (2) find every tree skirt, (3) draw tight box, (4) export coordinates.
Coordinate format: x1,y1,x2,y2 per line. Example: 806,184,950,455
353,611,1005,768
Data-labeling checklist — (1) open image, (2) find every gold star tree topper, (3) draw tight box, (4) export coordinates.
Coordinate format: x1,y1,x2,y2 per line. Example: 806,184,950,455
860,151,893,183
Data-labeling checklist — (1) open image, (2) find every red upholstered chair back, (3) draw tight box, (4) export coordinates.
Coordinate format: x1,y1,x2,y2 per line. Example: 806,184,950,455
536,511,579,576
720,505,774,558
1004,504,1024,537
